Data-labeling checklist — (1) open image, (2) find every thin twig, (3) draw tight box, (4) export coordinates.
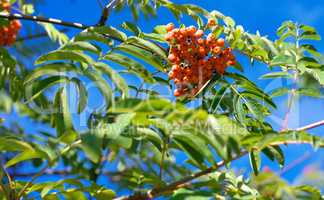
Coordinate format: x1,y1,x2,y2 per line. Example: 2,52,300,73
0,13,168,59
96,0,104,9
97,0,121,26
0,13,88,29
281,24,301,131
296,120,324,131
17,164,49,199
279,151,311,176
0,164,12,200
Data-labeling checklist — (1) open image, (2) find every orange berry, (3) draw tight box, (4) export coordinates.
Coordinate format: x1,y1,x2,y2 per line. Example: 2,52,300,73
166,23,174,32
186,26,196,35
168,53,177,62
194,30,204,38
198,46,206,55
227,60,236,66
206,34,215,44
217,38,225,47
197,38,204,45
174,78,181,84
12,20,22,30
180,28,186,35
168,71,175,79
212,46,221,55
165,33,173,41
1,2,10,11
172,64,180,72
6,35,16,46
183,76,189,82
174,89,182,97
207,18,216,27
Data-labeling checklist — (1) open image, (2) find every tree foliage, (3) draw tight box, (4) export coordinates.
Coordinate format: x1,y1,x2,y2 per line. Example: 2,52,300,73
0,0,323,200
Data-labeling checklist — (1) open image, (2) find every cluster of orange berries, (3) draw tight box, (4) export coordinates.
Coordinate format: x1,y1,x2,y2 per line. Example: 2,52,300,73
165,22,236,97
0,0,21,46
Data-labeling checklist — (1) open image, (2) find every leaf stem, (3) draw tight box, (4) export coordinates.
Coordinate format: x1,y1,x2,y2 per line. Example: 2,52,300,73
159,140,167,180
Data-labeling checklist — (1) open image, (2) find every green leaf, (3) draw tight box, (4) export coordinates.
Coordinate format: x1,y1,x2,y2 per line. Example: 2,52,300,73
270,55,295,67
298,57,322,68
260,71,293,79
25,63,79,84
63,191,87,200
25,75,69,102
300,31,321,41
73,31,114,47
70,78,88,114
122,21,141,35
53,87,77,144
262,146,284,168
96,113,135,139
296,88,322,98
22,4,35,14
142,32,166,43
135,127,163,150
35,50,94,65
126,36,167,58
62,41,101,55
93,62,129,98
277,21,295,36
173,129,215,168
114,43,165,71
104,52,155,83
153,25,167,35
84,70,113,109
249,150,261,175
304,68,324,86
301,44,322,58
90,26,127,42
224,16,235,27
171,188,212,200
79,133,102,163
293,185,321,199
232,61,244,72
270,87,289,97
5,150,45,167
39,22,69,45
0,138,35,152
299,25,317,33
94,189,115,200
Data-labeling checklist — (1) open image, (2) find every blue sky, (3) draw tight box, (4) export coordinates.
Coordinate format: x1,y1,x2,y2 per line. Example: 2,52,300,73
2,0,324,191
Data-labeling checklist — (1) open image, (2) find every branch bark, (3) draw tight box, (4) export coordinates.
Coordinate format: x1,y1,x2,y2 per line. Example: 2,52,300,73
97,0,121,26
0,13,88,29
0,13,167,57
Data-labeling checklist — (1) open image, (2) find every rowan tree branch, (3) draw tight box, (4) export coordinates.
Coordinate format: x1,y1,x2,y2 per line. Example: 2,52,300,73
114,119,324,200
17,164,49,198
0,13,88,29
97,0,121,26
0,13,167,57
296,120,324,132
